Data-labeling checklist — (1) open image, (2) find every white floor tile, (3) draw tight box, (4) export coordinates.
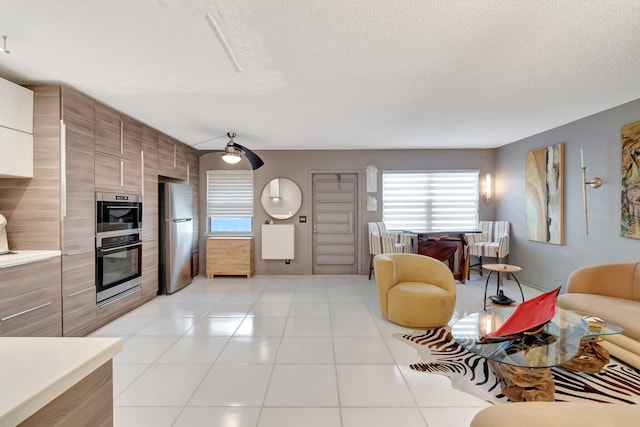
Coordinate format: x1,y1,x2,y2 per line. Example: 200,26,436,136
283,317,332,336
249,303,292,317
155,336,229,364
206,302,253,317
89,315,156,338
115,363,211,406
173,407,261,427
185,317,243,336
135,316,196,336
263,365,339,407
114,336,179,363
289,303,331,317
336,364,415,407
276,337,335,364
341,407,428,427
333,336,395,364
331,317,381,337
330,302,372,317
114,406,182,427
162,302,212,317
113,363,150,398
188,364,272,406
257,292,295,304
293,292,329,303
234,317,287,336
258,408,341,427
216,337,281,364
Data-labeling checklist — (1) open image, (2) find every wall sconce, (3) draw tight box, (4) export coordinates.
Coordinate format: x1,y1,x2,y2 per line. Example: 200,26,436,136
483,173,492,203
0,36,10,54
581,149,602,235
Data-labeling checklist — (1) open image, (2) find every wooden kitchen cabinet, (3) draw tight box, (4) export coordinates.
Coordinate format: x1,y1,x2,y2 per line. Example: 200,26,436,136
141,125,159,242
94,103,141,161
94,103,142,193
141,125,159,301
158,135,188,180
0,257,62,337
61,250,96,337
94,152,141,192
206,238,254,278
142,238,159,300
142,265,159,301
61,87,95,253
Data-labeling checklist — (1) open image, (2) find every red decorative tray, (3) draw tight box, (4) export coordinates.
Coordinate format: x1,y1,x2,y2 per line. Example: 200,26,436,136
479,287,561,343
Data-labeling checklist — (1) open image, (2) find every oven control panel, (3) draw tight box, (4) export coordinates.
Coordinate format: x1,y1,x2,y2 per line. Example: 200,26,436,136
98,233,140,248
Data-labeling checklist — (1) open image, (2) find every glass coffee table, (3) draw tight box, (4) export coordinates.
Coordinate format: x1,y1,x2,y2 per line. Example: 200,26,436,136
451,308,622,401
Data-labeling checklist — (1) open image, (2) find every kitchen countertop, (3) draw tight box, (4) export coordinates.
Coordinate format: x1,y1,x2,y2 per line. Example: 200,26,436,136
0,337,122,426
0,250,61,269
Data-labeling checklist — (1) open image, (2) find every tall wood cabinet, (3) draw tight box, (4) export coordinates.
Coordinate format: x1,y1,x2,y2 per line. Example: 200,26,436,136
141,125,159,301
60,87,97,336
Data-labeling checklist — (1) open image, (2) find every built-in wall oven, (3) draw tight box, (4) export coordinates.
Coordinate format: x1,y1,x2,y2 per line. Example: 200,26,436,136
96,231,142,305
95,191,143,305
96,191,142,234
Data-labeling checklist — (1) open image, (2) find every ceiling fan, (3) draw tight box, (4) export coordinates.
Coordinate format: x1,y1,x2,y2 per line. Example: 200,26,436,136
220,132,264,170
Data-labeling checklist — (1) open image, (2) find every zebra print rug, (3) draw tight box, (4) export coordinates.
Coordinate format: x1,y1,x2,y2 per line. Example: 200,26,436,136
397,327,640,404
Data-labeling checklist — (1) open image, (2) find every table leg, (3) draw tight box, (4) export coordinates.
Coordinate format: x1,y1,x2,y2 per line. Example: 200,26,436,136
559,337,610,374
489,361,555,402
483,271,492,310
512,273,525,303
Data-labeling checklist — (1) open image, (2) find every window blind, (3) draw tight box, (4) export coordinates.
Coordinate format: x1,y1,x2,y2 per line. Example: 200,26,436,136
382,171,479,232
206,170,254,233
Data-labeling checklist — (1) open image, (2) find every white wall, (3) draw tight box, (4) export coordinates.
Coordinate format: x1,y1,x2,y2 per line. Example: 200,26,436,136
496,98,640,290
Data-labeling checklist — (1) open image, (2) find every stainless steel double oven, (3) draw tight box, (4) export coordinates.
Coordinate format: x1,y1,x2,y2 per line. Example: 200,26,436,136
95,191,143,305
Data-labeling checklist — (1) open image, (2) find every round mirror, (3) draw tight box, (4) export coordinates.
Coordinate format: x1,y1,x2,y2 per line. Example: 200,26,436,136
260,178,302,220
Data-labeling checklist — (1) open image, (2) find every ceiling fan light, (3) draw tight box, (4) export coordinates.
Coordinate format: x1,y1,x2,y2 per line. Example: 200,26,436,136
221,149,242,164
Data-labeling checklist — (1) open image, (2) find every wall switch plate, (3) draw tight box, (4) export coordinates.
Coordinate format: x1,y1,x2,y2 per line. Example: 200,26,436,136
299,216,307,223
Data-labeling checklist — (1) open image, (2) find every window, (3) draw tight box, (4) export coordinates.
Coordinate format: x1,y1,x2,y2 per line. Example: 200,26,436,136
382,171,479,232
206,170,254,234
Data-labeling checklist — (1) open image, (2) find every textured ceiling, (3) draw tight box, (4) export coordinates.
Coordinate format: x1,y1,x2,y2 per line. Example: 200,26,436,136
1,0,640,151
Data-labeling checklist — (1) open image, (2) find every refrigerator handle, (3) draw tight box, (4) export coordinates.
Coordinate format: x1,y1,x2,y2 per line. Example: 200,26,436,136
169,218,193,223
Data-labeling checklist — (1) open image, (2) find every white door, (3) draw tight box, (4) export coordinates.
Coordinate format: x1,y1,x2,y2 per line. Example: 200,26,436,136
312,173,358,274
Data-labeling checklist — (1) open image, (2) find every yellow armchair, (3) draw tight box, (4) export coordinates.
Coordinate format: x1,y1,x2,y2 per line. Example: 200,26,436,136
374,253,456,328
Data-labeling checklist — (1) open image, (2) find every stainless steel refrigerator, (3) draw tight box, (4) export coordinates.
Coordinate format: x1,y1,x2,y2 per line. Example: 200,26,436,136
159,182,193,294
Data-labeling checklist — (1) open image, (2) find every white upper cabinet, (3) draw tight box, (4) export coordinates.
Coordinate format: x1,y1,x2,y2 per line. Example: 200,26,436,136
0,77,33,178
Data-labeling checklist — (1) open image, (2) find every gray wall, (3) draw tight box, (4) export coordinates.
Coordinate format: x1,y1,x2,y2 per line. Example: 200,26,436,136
199,149,496,275
496,98,640,291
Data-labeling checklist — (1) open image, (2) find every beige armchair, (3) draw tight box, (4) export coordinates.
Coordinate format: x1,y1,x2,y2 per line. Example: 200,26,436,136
466,221,510,277
374,253,456,328
367,222,411,279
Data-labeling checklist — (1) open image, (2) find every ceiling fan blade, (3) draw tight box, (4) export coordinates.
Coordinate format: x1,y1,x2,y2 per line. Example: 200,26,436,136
230,142,264,170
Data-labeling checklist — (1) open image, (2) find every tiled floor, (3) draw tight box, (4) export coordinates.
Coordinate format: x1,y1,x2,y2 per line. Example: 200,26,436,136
91,273,542,427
